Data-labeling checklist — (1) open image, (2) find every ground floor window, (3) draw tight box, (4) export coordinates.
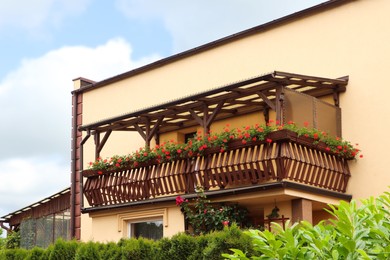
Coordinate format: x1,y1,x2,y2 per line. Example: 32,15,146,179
128,219,163,240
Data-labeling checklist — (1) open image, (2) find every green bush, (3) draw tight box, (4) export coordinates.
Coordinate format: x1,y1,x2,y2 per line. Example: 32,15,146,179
75,241,101,260
156,233,198,260
224,191,390,259
119,237,157,260
48,239,79,260
0,248,28,260
203,224,254,260
98,241,121,260
26,247,45,260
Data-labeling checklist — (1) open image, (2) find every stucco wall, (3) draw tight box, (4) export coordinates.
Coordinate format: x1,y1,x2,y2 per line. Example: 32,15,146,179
78,0,390,241
81,0,390,200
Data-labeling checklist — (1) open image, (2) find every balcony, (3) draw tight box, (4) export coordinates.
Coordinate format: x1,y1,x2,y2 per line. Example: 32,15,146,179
83,130,351,208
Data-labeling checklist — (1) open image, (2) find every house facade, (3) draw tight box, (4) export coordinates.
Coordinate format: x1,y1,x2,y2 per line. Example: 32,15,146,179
70,0,390,242
4,0,389,245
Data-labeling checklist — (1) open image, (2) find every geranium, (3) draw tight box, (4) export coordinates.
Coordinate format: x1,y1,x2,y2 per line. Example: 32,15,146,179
87,120,361,172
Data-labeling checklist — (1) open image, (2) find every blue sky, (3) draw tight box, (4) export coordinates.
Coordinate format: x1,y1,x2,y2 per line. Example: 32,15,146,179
0,0,324,224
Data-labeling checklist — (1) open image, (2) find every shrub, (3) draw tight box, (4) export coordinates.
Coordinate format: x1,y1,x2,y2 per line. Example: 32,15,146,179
26,247,45,260
75,241,101,260
119,237,157,260
48,239,79,260
156,233,197,260
224,191,390,259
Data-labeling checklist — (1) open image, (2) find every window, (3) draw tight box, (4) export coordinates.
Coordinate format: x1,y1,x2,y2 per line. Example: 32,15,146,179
128,219,163,240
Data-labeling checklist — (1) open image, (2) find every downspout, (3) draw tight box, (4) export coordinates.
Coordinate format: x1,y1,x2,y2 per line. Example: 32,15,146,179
70,93,77,239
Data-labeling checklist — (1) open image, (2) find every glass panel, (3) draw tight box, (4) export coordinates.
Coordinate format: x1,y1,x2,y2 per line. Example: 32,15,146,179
54,210,71,241
20,218,36,249
130,220,163,240
36,215,53,248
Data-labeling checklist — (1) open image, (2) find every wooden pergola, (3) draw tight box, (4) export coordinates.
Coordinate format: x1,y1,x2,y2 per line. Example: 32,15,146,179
79,71,348,159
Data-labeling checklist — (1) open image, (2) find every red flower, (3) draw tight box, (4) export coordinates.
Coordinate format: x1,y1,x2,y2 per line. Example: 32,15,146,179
177,149,182,154
244,133,250,138
288,120,294,125
222,220,230,226
325,147,331,152
303,121,309,127
223,139,227,143
337,145,342,150
220,148,225,153
118,158,122,163
230,135,235,139
313,133,319,140
115,163,120,167
266,138,272,144
143,152,148,156
257,127,264,132
360,154,364,158
134,161,139,167
252,137,257,141
204,209,207,214
176,196,185,206
242,139,247,144
98,171,103,175
245,125,250,130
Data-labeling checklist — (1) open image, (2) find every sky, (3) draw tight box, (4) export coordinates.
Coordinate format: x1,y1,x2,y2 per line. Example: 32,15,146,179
0,0,325,226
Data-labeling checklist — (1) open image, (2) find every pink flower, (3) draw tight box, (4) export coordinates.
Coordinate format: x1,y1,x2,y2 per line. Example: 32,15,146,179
325,147,331,152
176,196,185,206
177,149,182,154
222,220,230,226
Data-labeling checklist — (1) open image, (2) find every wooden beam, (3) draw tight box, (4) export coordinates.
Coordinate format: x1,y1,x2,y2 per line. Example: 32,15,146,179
258,92,276,110
96,130,112,155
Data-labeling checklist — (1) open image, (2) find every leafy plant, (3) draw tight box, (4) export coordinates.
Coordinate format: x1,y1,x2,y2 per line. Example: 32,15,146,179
223,191,390,259
176,189,248,235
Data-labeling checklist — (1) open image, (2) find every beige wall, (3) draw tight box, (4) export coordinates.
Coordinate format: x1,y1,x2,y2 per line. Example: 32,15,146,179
81,0,390,200
79,0,390,241
83,204,184,242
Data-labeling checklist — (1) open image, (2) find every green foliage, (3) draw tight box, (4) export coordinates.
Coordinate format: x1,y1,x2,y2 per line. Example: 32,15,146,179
48,239,79,260
119,237,157,260
4,231,20,249
156,233,198,260
98,241,121,260
0,248,28,260
75,241,101,260
224,191,390,259
203,224,255,260
177,189,248,235
26,247,45,260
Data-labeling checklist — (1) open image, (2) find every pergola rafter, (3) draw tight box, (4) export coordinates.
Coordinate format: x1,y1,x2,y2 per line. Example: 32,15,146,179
79,71,348,156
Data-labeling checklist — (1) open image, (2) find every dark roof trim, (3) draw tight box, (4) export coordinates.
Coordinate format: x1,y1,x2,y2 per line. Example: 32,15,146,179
1,187,70,220
72,0,353,94
81,181,352,214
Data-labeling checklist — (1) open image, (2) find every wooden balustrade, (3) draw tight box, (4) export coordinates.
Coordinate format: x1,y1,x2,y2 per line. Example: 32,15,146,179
83,130,351,207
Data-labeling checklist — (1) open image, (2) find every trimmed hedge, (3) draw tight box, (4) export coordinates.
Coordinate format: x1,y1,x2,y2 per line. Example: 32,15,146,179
0,224,253,260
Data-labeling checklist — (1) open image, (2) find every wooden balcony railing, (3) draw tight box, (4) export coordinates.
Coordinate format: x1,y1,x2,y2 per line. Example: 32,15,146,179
83,130,351,207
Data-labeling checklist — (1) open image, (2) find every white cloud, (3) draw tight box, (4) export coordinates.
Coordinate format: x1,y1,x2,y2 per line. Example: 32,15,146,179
0,0,91,31
116,0,325,53
0,157,69,217
0,38,161,216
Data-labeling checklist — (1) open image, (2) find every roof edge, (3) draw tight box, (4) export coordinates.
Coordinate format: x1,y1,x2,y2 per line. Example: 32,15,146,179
72,0,354,94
